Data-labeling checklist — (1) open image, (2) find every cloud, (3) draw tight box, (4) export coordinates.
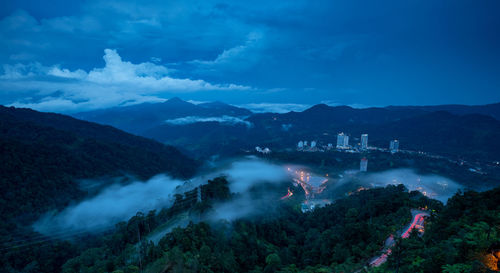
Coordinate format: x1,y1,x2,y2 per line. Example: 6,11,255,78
33,175,184,233
0,49,251,112
239,102,311,113
33,157,288,234
1,62,47,80
2,2,500,107
48,67,87,79
222,159,288,193
205,190,279,222
320,100,372,109
165,115,252,127
360,169,462,203
204,158,289,221
186,99,209,105
190,31,265,72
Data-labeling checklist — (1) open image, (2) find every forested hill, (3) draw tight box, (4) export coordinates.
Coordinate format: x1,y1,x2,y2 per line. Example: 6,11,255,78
26,182,499,273
0,105,198,223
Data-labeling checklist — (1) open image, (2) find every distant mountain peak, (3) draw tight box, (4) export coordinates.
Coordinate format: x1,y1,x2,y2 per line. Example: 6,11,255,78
162,97,196,108
304,103,335,112
165,97,188,103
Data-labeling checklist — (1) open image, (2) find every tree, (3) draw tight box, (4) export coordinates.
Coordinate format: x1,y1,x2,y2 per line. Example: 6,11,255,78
264,253,281,273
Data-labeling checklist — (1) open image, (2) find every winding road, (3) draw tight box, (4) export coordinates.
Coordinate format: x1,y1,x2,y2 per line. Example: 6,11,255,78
369,209,430,267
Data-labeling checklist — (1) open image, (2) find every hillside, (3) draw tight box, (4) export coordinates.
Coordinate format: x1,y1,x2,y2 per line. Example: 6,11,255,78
141,104,500,161
386,102,500,121
70,100,500,161
9,180,498,273
365,111,500,160
74,98,252,134
0,106,198,224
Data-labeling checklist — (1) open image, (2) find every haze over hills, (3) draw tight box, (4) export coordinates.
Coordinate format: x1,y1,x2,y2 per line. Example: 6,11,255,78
73,97,252,135
73,98,500,161
0,105,197,225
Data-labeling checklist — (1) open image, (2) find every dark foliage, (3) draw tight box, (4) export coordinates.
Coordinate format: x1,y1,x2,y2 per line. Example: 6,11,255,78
54,183,444,273
0,105,197,236
385,187,500,273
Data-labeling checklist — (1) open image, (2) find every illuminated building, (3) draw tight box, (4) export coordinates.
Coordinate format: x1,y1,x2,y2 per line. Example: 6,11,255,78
297,141,304,150
390,140,399,153
361,134,368,150
336,133,349,148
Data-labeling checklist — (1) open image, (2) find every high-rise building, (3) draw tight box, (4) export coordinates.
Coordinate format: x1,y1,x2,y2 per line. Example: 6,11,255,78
297,141,304,150
336,133,349,148
360,157,368,172
361,134,368,150
390,140,399,153
336,133,344,148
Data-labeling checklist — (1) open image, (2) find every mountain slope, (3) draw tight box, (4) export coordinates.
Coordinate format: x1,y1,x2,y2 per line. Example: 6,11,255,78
141,104,500,161
74,98,252,134
0,105,197,223
366,111,500,160
198,101,252,116
386,102,500,120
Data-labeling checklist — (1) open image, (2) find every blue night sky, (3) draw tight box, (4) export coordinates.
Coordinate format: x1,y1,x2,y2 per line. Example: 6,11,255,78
0,0,499,112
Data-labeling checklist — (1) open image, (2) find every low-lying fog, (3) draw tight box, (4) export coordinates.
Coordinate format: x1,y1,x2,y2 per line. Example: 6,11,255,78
360,168,463,203
34,157,288,235
34,157,464,237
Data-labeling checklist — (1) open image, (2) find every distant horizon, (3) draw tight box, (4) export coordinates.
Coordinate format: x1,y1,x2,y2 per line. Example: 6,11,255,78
3,96,500,115
1,1,499,113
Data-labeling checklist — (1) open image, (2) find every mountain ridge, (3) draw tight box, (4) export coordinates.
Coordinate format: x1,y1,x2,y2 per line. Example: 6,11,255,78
73,98,252,134
0,105,197,224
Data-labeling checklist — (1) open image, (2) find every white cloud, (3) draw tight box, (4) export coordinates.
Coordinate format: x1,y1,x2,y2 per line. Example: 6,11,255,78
223,159,287,193
33,157,288,233
48,67,87,79
186,99,209,105
165,115,252,127
190,31,264,71
34,175,184,233
239,102,311,113
320,100,373,109
1,62,47,80
0,49,251,112
361,169,462,203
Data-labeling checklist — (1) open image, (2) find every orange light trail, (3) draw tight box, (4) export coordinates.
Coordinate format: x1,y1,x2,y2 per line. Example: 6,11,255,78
280,188,293,200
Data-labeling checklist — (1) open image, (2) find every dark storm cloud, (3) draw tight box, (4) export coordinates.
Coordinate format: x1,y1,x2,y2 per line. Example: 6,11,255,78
0,0,499,111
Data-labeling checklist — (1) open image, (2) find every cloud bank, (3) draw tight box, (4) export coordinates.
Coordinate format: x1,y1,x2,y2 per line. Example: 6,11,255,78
222,158,288,193
361,169,462,203
1,49,251,112
165,115,252,127
33,157,288,235
205,158,289,221
33,175,184,234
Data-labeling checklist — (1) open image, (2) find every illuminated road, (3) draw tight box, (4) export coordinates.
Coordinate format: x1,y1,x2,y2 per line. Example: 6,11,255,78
280,188,293,200
285,166,328,198
401,212,427,239
369,209,430,267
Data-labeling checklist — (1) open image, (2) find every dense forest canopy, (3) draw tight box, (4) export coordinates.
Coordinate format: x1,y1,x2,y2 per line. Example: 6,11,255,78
2,176,498,273
0,106,198,250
